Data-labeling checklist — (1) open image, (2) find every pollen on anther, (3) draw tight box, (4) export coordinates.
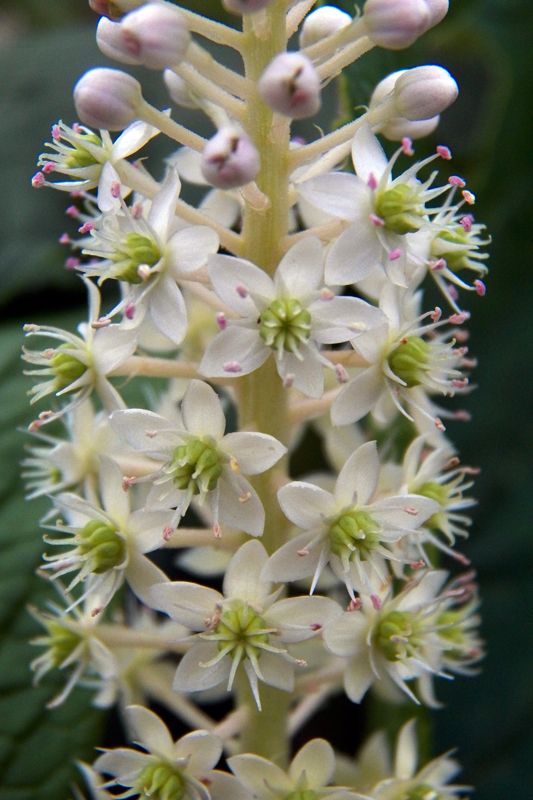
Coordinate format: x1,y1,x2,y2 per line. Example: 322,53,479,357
449,175,466,188
371,594,381,611
31,172,45,188
462,190,476,205
52,125,61,140
430,307,442,322
367,173,378,190
223,361,243,373
163,525,173,541
460,214,473,232
66,206,79,218
474,279,486,296
216,312,227,330
65,257,80,270
402,137,414,156
297,548,309,557
236,283,248,298
437,145,452,160
335,364,349,384
389,249,402,261
43,163,55,174
369,213,385,227
310,623,322,631
110,181,121,199
125,302,135,320
348,598,362,611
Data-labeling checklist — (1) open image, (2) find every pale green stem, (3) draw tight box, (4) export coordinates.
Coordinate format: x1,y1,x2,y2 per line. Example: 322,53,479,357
161,527,244,550
109,355,200,380
96,625,188,654
302,17,367,63
178,8,243,51
316,36,374,81
138,100,207,151
136,663,219,731
174,62,246,121
286,0,318,37
187,42,250,99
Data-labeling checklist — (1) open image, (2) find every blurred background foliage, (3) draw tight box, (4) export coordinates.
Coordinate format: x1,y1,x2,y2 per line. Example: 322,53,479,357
0,0,531,798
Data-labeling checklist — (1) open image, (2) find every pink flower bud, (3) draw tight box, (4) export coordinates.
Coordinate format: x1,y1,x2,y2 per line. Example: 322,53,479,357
96,17,143,65
163,69,199,109
394,65,458,120
222,0,276,14
424,0,449,27
370,70,440,140
89,0,121,18
201,127,260,190
299,6,352,48
121,3,190,70
363,0,430,49
73,68,142,131
258,52,321,119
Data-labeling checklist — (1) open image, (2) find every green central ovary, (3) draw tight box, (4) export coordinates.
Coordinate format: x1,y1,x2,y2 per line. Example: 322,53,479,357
214,604,270,658
375,610,421,661
374,182,425,234
51,344,87,391
432,226,471,273
285,791,319,800
134,762,185,800
405,783,442,800
259,298,312,356
65,132,102,168
111,233,161,284
172,439,223,495
418,481,448,529
77,519,126,573
45,621,82,666
388,336,431,387
329,509,380,560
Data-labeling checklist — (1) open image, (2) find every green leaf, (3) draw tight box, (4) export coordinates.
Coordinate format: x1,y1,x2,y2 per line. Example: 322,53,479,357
0,316,106,800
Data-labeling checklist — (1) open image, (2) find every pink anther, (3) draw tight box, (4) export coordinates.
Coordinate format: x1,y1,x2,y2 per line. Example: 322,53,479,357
348,598,362,611
223,361,243,373
371,594,381,611
402,137,414,156
162,525,173,541
474,279,486,296
310,623,322,631
214,523,222,539
367,172,378,190
449,175,466,188
283,374,294,388
449,311,470,324
403,506,418,516
335,364,349,384
65,257,81,270
430,307,442,322
320,288,334,301
462,190,475,205
73,123,82,133
125,302,135,320
132,201,143,219
42,163,55,174
452,378,469,388
437,145,452,160
297,548,309,557
447,284,459,301
454,410,472,422
435,417,446,431
66,206,79,217
460,214,473,232
122,476,137,491
78,221,94,234
52,124,61,140
59,233,70,245
110,180,121,199
411,560,425,570
389,248,402,261
429,258,446,271
216,312,227,330
236,283,248,298
369,213,385,227
31,172,45,188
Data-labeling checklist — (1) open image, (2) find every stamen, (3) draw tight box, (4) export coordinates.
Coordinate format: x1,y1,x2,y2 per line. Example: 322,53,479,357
216,312,227,330
474,279,486,296
437,145,452,160
402,137,414,156
223,361,243,373
448,176,466,188
462,190,475,205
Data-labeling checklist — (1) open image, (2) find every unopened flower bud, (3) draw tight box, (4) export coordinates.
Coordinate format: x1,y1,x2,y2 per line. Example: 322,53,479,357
163,69,199,109
395,65,458,120
201,127,260,190
96,16,142,65
89,0,121,18
363,0,430,49
258,52,321,119
425,0,449,27
74,68,142,131
222,0,276,14
299,6,352,48
370,70,440,140
121,3,190,70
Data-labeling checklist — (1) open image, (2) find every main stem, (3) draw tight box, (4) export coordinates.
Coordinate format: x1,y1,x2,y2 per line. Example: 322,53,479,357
234,0,292,765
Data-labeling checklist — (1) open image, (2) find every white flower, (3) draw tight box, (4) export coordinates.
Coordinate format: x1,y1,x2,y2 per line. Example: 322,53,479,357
110,380,287,537
299,123,469,288
228,738,370,800
263,441,439,598
151,540,342,709
323,569,483,706
22,400,123,499
81,168,219,345
23,278,137,429
33,118,160,194
331,284,471,428
93,706,239,800
200,237,385,398
41,456,171,614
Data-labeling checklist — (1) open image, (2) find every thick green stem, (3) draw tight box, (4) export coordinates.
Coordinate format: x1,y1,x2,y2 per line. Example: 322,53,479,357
233,0,293,765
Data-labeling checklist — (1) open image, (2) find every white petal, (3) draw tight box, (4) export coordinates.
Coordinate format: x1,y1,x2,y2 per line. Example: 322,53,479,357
228,755,292,799
97,161,122,213
311,296,385,344
182,380,225,440
370,494,439,529
352,323,389,363
274,237,324,301
167,226,220,277
99,455,130,525
169,146,209,185
173,730,223,774
278,482,335,529
112,119,160,161
299,173,368,220
128,509,173,553
149,273,188,346
223,540,270,603
200,326,270,379
344,653,375,703
398,570,448,611
331,367,383,426
148,168,182,244
289,739,335,788
276,347,324,399
109,409,179,458
218,477,265,538
335,441,380,508
323,611,368,657
207,770,255,800
257,651,294,691
173,642,231,692
91,325,137,375
324,222,381,286
208,254,273,316
126,550,169,608
395,719,418,780
261,532,323,584
126,705,174,759
351,122,389,183
220,432,287,475
93,748,148,780
201,190,242,228
269,596,342,643
150,582,222,629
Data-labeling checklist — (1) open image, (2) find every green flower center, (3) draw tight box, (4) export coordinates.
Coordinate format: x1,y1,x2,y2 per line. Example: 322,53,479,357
213,603,270,660
375,610,421,661
134,762,185,800
374,183,425,234
50,345,88,391
111,233,161,284
404,783,442,800
417,481,448,530
65,132,102,168
44,620,82,667
285,791,319,800
436,609,467,646
329,509,381,562
432,226,471,273
388,337,431,388
77,519,126,574
259,299,312,356
171,439,223,495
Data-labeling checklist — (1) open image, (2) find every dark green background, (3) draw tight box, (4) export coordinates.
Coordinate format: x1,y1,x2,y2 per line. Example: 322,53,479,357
0,1,531,797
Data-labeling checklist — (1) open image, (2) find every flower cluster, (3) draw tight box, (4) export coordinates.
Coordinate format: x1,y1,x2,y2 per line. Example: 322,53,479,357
25,0,489,797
